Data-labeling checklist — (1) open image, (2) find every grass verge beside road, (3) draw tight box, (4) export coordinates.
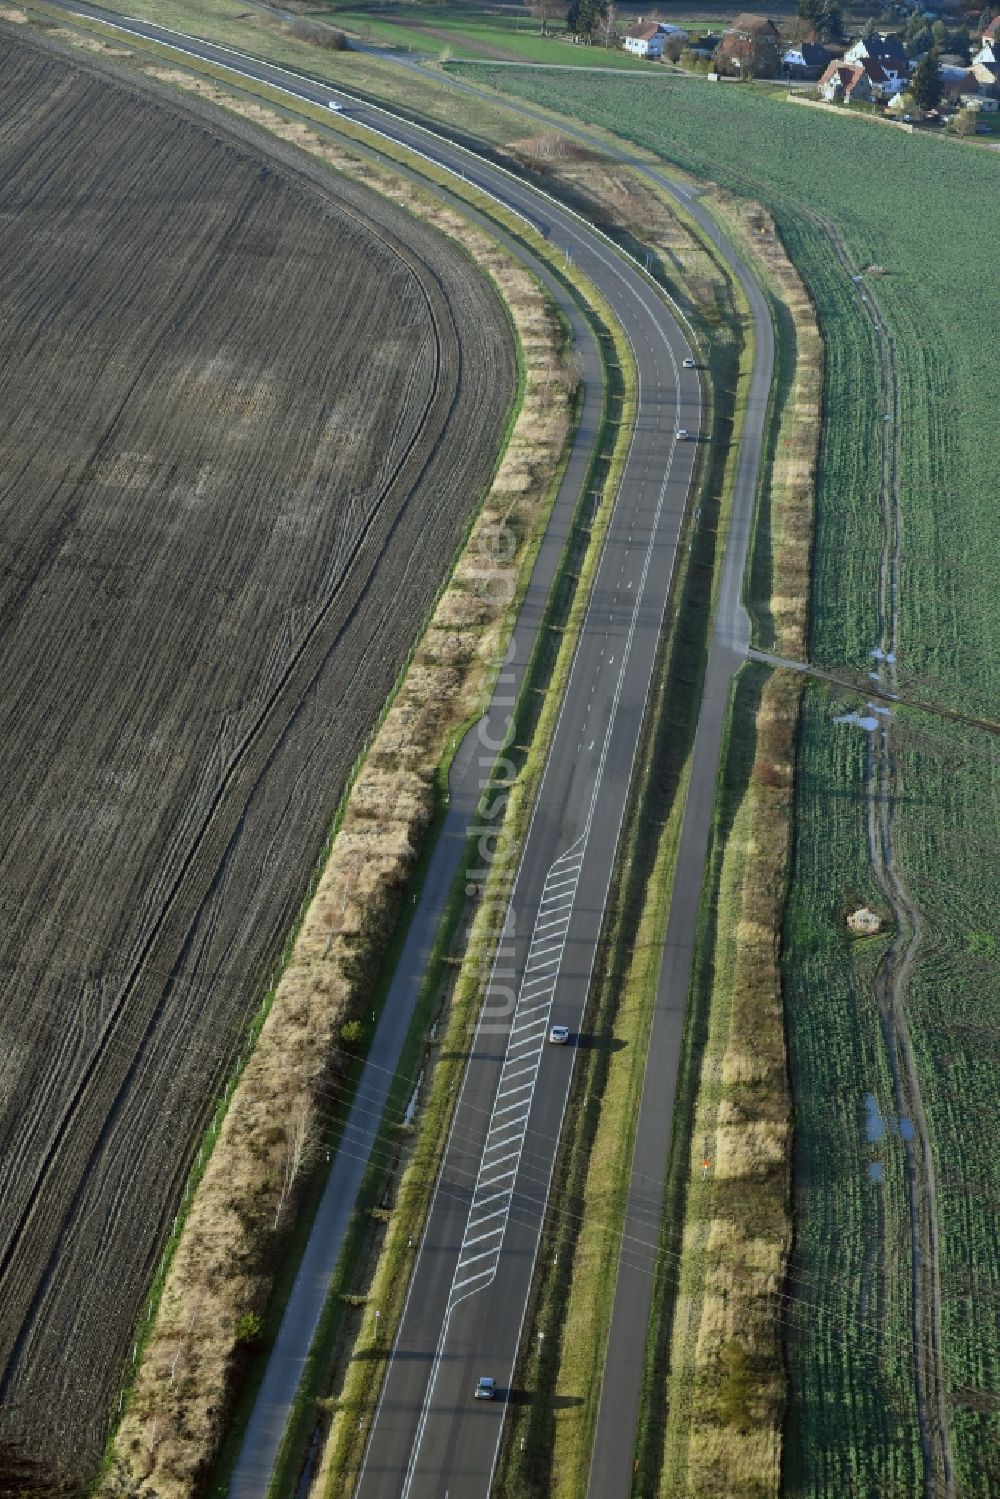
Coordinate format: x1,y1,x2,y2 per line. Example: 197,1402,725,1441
29,40,598,1497
308,300,637,1499
639,202,819,1497
492,183,756,1499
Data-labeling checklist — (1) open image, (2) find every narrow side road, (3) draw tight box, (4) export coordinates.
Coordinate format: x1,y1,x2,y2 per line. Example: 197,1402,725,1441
588,192,772,1499
37,13,775,1492
226,196,605,1497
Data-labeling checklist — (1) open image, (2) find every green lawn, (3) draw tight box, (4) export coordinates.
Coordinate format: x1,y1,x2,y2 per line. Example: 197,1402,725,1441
464,66,1000,1495
325,5,662,68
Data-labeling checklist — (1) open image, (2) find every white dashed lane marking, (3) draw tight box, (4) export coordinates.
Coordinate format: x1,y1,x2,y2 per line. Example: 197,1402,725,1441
445,841,585,1305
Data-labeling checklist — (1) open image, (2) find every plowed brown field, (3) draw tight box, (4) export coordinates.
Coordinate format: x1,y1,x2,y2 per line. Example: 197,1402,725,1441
0,32,514,1490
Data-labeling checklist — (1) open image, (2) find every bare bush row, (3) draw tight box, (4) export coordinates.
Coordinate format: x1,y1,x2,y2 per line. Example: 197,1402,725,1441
660,198,821,1496
107,82,573,1499
0,34,513,1488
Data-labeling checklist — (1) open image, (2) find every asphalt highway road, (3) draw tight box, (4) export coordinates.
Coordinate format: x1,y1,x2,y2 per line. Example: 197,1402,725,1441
43,11,771,1492
353,64,776,1492
225,133,608,1499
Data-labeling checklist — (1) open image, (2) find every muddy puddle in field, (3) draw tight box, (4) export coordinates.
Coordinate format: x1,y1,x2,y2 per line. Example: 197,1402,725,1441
865,1092,886,1142
835,710,880,732
863,1092,915,1183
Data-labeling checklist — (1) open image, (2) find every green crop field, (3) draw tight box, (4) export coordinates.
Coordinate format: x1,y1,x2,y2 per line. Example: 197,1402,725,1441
465,68,1000,1493
783,692,1000,1495
466,71,1000,711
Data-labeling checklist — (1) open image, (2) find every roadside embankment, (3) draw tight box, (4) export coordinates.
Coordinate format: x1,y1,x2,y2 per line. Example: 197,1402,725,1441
650,195,820,1497
102,81,575,1499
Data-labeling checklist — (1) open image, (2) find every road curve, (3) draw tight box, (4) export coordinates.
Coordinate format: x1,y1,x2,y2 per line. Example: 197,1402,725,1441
339,62,776,1496
42,10,771,1494
371,65,776,1490
224,131,608,1499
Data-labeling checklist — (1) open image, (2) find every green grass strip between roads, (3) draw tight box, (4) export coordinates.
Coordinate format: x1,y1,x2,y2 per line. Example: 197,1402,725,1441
495,208,758,1499
306,292,637,1499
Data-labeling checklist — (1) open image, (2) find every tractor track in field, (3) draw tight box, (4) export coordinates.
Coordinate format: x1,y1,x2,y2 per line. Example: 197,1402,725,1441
0,30,517,1483
0,196,451,1307
816,212,954,1499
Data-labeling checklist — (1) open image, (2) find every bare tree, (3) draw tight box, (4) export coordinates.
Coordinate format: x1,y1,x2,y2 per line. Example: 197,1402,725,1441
785,15,817,43
527,0,557,35
272,1098,317,1230
600,0,619,48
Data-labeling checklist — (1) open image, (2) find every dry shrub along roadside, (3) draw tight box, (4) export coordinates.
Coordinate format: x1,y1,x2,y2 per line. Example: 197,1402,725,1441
657,199,820,1497
716,193,819,661
103,78,575,1499
0,30,516,1494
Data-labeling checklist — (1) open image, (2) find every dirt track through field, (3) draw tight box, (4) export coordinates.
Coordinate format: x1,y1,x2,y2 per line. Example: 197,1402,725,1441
0,30,515,1488
816,213,954,1498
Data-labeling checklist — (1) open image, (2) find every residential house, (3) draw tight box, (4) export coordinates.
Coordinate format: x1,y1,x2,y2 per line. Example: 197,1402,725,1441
979,15,999,45
817,59,877,100
688,31,723,58
843,32,909,93
782,40,832,77
623,19,685,57
939,62,979,99
715,13,782,76
961,89,998,108
841,54,900,96
970,44,1000,93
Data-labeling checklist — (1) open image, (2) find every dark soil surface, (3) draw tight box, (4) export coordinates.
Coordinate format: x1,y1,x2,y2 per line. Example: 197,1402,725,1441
0,29,515,1489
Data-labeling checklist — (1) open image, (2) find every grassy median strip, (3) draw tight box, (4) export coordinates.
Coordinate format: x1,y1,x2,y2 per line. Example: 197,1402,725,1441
305,304,636,1499
492,183,753,1499
638,200,821,1499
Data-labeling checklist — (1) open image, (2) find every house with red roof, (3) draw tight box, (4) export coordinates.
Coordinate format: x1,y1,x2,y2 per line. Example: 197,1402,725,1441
714,13,782,76
817,59,878,101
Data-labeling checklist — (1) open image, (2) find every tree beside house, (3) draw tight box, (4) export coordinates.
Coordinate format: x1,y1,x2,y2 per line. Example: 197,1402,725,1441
797,0,843,43
910,46,944,108
714,13,782,76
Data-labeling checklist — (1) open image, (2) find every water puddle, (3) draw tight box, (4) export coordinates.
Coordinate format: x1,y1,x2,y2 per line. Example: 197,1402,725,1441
295,1427,322,1499
868,1161,884,1182
834,711,880,732
864,1092,914,1152
865,1092,886,1142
